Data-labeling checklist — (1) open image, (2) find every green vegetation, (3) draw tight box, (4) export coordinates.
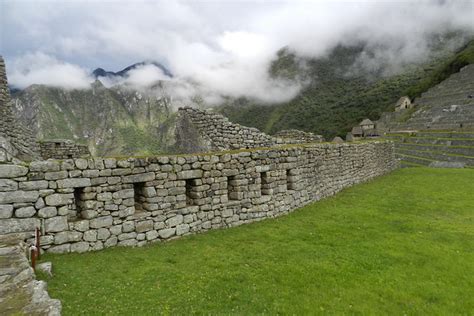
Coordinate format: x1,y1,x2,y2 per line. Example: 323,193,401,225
12,83,177,156
40,168,474,315
406,40,474,98
219,37,474,140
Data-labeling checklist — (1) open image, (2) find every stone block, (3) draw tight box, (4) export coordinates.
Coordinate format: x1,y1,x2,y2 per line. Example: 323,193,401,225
45,216,68,233
75,158,89,170
0,190,39,204
0,204,13,218
142,187,156,197
122,172,155,183
19,180,49,191
97,228,111,240
44,171,68,180
176,224,190,235
0,164,28,178
48,244,70,254
165,214,183,227
177,170,203,180
112,189,134,199
73,220,90,232
104,236,118,248
158,228,176,239
118,207,134,218
122,221,135,232
57,178,91,188
118,232,137,241
71,242,89,253
38,206,57,218
110,225,122,235
118,239,138,247
146,230,159,240
45,193,73,206
0,179,18,191
0,218,40,234
30,161,60,172
84,230,97,242
15,206,36,218
90,216,113,229
136,220,153,233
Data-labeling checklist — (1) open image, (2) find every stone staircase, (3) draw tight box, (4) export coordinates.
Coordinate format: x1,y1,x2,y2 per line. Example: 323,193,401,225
384,131,474,168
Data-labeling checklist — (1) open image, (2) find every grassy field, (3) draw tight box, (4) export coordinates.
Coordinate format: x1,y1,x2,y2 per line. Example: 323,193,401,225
40,168,474,315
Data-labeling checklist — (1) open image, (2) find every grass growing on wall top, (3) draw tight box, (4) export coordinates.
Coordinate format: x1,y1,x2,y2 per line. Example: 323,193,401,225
40,168,474,315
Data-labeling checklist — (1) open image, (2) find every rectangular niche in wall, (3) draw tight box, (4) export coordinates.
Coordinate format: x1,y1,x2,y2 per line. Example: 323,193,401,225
286,169,297,190
227,176,242,201
185,179,198,206
286,170,292,190
133,182,146,212
261,172,271,195
72,187,85,220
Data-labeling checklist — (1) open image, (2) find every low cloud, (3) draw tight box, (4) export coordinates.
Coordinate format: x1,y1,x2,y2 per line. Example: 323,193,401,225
8,52,92,89
2,0,473,103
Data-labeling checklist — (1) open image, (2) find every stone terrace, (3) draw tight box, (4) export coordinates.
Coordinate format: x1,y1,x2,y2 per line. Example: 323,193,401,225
377,64,474,131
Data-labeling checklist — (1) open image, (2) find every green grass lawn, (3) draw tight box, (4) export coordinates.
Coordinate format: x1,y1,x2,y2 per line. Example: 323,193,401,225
40,168,474,315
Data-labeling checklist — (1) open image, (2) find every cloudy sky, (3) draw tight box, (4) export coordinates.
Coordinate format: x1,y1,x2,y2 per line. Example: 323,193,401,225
1,0,473,102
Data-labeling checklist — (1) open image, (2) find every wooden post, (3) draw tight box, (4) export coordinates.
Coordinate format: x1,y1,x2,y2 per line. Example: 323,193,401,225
35,227,41,260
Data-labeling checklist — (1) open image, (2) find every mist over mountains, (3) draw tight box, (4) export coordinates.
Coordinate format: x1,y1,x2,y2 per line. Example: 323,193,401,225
3,0,473,104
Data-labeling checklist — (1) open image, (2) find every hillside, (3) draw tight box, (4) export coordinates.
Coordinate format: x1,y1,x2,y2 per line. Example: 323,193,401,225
11,81,177,156
218,36,473,139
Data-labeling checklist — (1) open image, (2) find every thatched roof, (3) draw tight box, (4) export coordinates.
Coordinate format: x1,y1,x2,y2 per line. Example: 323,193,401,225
359,118,374,126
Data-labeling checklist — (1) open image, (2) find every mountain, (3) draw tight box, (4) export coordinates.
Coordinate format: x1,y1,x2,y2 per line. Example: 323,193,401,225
92,61,173,79
10,80,177,156
218,34,473,139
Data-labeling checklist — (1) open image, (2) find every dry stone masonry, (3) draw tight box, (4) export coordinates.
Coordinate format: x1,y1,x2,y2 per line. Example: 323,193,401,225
0,142,397,254
39,140,90,160
273,129,324,143
176,107,325,153
0,56,40,162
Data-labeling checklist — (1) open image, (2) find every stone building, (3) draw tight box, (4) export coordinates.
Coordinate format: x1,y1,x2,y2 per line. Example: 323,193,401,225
360,118,375,130
394,96,413,112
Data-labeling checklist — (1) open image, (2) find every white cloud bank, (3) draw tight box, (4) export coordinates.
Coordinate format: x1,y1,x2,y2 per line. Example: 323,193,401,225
8,53,92,89
2,0,473,103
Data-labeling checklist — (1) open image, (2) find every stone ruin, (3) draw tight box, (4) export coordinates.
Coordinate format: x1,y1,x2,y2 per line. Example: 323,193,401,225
176,106,324,153
39,140,90,160
0,55,399,315
0,57,40,163
273,129,324,144
0,56,90,163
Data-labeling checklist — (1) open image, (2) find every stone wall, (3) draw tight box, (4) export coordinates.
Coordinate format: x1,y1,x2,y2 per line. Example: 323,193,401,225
40,140,91,160
176,107,327,153
0,141,397,253
177,107,276,153
273,129,324,144
0,56,40,162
